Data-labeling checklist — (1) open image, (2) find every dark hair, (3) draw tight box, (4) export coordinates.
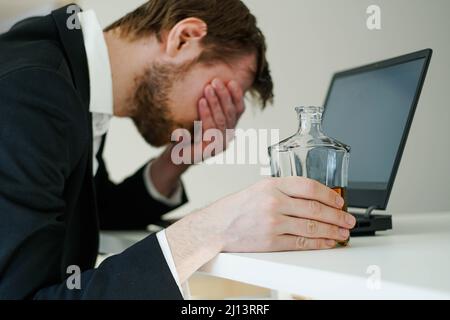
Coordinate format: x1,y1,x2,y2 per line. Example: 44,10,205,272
105,0,274,108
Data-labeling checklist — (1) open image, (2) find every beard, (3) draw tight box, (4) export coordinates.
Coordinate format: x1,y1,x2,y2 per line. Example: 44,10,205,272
130,62,195,147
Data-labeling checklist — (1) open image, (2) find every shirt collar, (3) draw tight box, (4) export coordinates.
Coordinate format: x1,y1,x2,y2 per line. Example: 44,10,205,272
77,10,114,116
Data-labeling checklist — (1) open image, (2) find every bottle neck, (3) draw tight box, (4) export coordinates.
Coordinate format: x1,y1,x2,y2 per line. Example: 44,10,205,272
297,112,324,136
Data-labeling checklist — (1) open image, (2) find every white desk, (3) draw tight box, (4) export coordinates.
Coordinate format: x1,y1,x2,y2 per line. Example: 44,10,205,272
100,211,450,300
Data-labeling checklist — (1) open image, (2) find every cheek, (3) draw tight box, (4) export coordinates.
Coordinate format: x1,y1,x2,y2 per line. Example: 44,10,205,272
169,83,204,124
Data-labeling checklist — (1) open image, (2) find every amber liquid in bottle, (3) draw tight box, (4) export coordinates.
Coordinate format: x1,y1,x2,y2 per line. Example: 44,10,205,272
332,187,350,246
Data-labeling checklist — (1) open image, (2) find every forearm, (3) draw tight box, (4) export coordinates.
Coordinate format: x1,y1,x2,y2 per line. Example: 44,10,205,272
165,209,225,284
150,145,190,197
34,234,182,300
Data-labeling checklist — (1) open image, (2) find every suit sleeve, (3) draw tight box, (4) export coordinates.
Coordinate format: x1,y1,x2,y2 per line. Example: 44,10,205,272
0,68,182,300
95,137,188,231
34,233,183,300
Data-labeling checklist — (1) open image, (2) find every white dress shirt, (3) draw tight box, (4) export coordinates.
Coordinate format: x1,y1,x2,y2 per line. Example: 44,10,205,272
77,10,186,297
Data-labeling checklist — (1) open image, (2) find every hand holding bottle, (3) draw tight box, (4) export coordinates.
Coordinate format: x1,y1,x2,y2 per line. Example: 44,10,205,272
166,176,356,284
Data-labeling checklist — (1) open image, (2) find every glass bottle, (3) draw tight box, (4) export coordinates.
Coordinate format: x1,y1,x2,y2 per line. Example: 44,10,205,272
268,106,351,246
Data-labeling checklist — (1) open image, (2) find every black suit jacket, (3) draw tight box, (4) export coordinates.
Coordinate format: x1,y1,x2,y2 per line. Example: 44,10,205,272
0,5,186,299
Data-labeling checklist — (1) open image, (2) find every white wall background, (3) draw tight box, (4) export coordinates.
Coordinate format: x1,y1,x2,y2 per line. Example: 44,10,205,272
2,0,450,216
0,1,69,32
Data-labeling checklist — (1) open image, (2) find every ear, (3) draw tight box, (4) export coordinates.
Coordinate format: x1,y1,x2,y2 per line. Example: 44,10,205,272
164,18,207,63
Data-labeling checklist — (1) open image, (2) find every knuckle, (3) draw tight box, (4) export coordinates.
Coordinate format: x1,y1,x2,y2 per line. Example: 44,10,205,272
264,196,280,212
227,109,236,119
215,118,226,128
288,176,301,183
267,236,280,249
267,215,280,229
308,200,322,216
210,95,220,106
303,179,318,196
342,210,349,226
255,179,268,191
329,225,340,239
261,177,278,190
222,90,231,100
295,236,307,250
339,211,348,226
261,216,278,236
312,239,323,250
263,237,274,249
318,239,330,249
215,86,225,95
309,238,320,250
305,219,317,235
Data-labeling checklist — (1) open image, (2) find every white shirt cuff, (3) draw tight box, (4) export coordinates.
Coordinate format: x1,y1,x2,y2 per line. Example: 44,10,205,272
156,230,190,299
143,161,183,207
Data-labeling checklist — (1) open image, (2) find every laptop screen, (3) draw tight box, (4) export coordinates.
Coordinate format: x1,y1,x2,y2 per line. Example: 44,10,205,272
322,53,430,209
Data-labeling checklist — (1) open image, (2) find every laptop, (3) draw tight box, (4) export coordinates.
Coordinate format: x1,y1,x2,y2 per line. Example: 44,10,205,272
322,49,433,236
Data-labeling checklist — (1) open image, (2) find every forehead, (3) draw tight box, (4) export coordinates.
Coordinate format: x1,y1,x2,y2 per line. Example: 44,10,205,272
201,53,257,92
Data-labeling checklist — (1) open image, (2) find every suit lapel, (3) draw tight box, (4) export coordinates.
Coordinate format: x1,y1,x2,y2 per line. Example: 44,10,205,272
51,5,99,269
51,5,90,107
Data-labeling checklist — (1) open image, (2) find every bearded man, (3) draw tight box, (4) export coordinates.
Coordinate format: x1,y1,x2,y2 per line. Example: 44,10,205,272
0,0,355,299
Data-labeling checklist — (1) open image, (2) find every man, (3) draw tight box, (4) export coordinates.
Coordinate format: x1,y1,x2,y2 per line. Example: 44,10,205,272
0,0,356,299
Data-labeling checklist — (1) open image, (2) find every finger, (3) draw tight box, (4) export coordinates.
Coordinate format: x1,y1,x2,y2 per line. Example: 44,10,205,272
275,176,345,210
204,85,227,131
277,215,350,241
198,98,215,130
212,79,237,127
271,235,337,251
227,80,245,116
276,193,356,229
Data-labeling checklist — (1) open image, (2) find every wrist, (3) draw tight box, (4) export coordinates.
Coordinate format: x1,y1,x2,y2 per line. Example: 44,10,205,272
160,144,191,176
191,208,228,252
164,208,225,283
150,146,189,197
